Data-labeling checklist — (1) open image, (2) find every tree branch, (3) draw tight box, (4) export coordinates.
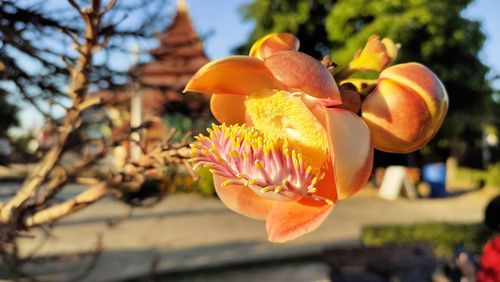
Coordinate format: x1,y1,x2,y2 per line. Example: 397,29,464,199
23,182,108,227
0,0,103,223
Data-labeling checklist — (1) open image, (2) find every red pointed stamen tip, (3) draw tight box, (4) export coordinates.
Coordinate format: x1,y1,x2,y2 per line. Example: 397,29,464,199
189,124,331,204
303,94,342,109
324,99,343,108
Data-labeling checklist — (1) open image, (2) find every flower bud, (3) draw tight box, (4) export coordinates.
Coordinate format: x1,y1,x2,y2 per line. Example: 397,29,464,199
338,84,361,114
361,63,448,153
349,35,401,72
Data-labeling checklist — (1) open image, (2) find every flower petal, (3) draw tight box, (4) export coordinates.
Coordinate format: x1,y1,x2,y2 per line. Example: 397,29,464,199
265,163,336,243
249,33,300,60
325,108,373,200
263,51,341,104
184,56,283,95
210,94,247,125
213,175,274,220
266,198,334,243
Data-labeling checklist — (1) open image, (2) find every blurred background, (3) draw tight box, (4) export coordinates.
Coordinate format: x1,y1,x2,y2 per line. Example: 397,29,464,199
0,0,499,281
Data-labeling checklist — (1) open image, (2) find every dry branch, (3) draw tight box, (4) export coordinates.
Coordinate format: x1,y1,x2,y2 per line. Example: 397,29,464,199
0,0,102,223
0,0,193,278
23,182,108,227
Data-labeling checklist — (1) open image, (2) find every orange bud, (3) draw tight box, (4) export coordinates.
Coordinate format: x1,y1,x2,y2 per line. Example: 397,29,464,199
349,35,401,72
340,78,377,92
361,63,448,153
338,84,361,114
250,33,300,60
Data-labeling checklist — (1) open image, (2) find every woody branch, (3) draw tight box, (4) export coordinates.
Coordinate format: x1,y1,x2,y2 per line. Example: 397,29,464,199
0,0,113,225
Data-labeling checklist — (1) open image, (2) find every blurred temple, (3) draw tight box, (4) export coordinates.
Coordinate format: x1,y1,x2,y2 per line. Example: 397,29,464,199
83,0,211,153
135,0,210,117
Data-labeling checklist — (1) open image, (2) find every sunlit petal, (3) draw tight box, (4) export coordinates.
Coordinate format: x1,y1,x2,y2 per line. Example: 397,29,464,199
213,175,274,220
210,94,247,125
264,51,341,104
250,33,300,60
265,161,336,243
266,198,334,243
184,56,283,95
325,108,373,200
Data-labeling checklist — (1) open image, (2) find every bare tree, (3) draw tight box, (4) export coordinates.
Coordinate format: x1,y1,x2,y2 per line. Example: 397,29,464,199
0,0,193,277
0,0,173,115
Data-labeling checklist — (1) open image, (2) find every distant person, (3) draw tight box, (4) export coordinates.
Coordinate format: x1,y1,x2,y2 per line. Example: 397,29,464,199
446,195,500,282
476,195,500,282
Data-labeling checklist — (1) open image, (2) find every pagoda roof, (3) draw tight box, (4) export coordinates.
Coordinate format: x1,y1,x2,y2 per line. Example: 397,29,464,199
137,0,209,89
139,62,203,76
90,1,211,118
147,0,208,61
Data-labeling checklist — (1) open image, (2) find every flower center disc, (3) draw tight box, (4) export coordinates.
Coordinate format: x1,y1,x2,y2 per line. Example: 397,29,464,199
245,90,329,168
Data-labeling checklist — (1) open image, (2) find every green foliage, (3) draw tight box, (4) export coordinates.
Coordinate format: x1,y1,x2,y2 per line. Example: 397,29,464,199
238,0,495,163
9,132,33,150
167,167,215,197
455,166,488,184
0,89,18,137
486,163,500,187
194,166,216,197
456,164,500,188
237,0,334,58
362,223,492,257
163,114,214,142
162,114,215,197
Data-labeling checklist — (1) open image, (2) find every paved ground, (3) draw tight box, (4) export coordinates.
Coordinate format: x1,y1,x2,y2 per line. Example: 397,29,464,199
1,183,498,281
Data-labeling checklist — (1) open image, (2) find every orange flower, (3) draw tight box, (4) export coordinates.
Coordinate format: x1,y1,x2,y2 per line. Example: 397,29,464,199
186,33,373,242
186,33,448,242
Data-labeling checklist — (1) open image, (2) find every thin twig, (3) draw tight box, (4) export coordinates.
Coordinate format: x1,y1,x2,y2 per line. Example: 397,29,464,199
100,0,117,15
67,0,84,17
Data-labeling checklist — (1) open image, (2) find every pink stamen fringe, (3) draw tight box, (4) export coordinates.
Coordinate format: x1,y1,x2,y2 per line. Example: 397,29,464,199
190,124,332,204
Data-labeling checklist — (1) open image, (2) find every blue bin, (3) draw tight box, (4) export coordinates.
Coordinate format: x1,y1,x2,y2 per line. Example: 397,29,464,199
422,163,447,198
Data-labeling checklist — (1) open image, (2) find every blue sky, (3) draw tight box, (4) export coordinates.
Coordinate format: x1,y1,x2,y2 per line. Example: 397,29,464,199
462,0,500,83
182,0,254,59
12,0,500,131
190,0,500,73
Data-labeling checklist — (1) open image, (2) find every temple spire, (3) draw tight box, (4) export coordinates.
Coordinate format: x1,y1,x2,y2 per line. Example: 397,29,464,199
135,0,210,116
177,0,187,12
